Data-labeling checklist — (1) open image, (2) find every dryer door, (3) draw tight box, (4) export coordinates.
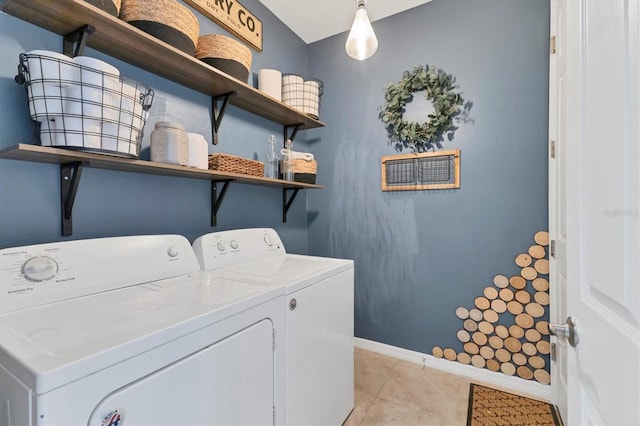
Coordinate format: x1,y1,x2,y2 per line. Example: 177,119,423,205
88,319,274,426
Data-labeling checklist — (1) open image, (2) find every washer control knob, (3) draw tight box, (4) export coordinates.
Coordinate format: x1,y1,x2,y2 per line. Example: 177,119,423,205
217,242,226,251
289,298,297,310
230,240,239,249
22,256,58,282
264,234,273,246
167,247,179,257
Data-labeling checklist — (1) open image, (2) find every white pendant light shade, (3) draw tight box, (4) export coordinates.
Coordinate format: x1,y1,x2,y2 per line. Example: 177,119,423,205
345,0,378,60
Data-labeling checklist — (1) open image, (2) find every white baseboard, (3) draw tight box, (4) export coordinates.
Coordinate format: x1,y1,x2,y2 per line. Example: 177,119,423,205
355,337,552,402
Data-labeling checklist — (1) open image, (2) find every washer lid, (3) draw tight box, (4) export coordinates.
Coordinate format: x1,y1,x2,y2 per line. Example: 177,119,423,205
218,254,353,293
0,272,283,394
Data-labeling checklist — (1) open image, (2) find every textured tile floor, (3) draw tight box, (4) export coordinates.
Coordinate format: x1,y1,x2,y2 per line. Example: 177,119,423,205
344,348,471,426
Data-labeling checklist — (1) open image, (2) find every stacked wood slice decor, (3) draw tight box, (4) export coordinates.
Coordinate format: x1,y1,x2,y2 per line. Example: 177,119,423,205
432,231,551,385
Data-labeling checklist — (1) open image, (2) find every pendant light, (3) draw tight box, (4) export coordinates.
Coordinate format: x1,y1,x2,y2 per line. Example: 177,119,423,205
345,0,378,60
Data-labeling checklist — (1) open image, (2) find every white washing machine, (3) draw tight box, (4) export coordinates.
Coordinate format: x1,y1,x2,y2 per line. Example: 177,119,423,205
0,235,285,426
192,228,354,426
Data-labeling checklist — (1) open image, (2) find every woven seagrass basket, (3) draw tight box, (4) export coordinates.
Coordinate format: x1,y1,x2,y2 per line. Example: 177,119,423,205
120,0,200,55
86,0,121,16
280,159,317,184
196,34,252,82
209,153,264,177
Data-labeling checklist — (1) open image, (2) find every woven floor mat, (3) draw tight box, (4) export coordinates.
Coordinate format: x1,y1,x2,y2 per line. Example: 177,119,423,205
466,383,562,426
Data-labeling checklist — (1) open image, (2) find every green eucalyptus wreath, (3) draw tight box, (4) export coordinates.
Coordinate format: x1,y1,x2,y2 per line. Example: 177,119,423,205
379,65,464,152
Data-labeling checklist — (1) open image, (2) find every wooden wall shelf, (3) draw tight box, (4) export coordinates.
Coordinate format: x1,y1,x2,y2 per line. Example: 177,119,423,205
1,144,321,234
0,0,325,131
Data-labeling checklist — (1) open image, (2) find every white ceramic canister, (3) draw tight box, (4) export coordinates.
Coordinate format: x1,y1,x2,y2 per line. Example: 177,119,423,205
186,132,209,170
150,122,189,166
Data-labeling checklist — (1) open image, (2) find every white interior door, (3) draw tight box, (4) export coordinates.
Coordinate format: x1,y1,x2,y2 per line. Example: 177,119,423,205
551,0,640,424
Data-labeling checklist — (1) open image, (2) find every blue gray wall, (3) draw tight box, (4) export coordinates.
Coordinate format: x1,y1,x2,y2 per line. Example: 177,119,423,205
0,0,311,252
306,0,550,354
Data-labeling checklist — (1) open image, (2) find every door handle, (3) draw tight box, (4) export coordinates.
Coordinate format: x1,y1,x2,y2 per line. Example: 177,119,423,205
549,316,579,347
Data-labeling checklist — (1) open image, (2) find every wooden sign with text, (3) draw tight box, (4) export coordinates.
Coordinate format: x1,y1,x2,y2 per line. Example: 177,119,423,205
185,0,263,52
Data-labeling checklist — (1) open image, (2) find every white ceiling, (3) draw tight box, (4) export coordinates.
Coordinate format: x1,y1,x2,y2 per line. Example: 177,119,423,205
258,0,433,44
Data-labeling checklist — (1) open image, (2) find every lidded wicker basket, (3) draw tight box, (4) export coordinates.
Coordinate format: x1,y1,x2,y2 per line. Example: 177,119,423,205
196,34,252,82
120,0,200,55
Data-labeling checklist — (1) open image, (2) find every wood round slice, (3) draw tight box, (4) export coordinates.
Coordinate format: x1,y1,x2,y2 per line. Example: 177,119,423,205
455,306,470,320
535,259,550,275
463,342,480,355
491,299,507,313
504,337,522,353
484,287,499,300
486,358,500,372
515,313,535,329
432,346,444,358
495,348,511,362
528,245,546,259
529,355,546,369
509,276,527,290
509,325,525,339
521,267,538,281
525,302,545,318
515,290,532,304
444,348,457,361
517,365,534,380
471,355,486,368
472,332,488,346
499,288,514,302
495,325,509,339
534,231,550,246
483,309,499,323
489,335,504,349
532,277,550,292
522,342,537,356
536,340,551,354
469,308,484,322
501,362,516,376
536,321,550,335
475,296,491,310
525,328,542,343
507,301,524,315
534,292,550,306
512,353,527,366
480,346,495,360
515,253,533,267
464,319,478,332
534,369,551,385
457,352,471,365
457,329,471,343
478,321,495,335
493,274,509,288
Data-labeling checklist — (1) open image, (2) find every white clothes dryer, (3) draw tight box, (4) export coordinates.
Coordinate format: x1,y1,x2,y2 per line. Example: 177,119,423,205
192,228,354,426
0,235,285,426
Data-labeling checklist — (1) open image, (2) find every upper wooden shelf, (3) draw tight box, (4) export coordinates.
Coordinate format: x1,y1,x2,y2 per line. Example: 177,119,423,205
1,0,325,130
0,144,323,189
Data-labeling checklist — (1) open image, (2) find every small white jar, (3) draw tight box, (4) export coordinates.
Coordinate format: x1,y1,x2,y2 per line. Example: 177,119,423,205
150,122,189,166
186,132,209,170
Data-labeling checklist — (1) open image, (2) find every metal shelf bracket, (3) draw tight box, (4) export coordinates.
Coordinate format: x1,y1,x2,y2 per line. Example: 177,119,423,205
60,162,83,236
211,180,231,226
282,188,300,223
211,92,236,145
63,24,95,57
283,124,303,145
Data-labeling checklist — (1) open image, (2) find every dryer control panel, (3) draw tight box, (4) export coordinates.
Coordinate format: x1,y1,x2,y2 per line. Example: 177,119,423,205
0,235,200,314
193,228,286,271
